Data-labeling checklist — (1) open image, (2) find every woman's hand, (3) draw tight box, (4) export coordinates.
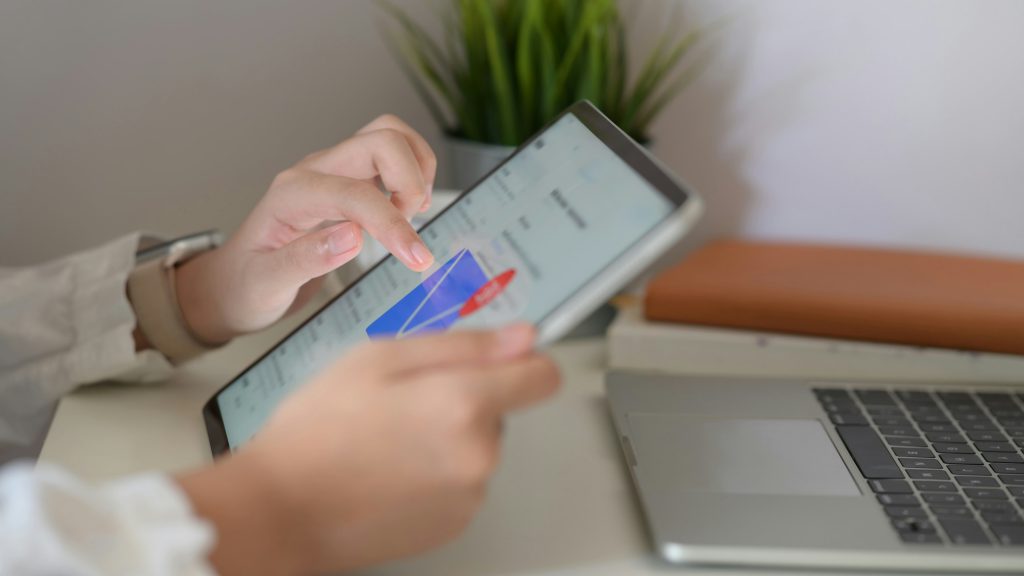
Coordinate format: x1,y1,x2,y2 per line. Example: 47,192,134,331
175,114,437,344
177,324,561,576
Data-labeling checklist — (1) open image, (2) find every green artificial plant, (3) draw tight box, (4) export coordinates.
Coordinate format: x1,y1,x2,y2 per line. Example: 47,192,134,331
380,0,705,146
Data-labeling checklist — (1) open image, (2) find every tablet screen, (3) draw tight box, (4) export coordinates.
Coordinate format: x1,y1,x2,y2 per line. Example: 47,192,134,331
216,111,678,449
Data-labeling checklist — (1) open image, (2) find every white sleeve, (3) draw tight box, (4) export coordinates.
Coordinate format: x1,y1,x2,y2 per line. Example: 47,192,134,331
0,462,216,576
0,233,172,460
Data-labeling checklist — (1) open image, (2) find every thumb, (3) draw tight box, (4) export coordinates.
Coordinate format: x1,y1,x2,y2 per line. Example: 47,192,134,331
255,222,363,292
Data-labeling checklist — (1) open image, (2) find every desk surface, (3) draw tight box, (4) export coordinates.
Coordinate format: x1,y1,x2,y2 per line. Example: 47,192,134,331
41,310,931,576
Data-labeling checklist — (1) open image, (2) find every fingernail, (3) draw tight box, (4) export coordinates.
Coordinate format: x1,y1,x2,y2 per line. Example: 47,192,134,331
328,226,359,255
408,241,433,268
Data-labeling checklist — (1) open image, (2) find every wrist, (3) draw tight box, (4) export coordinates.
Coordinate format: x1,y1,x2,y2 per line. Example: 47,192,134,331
176,453,310,576
175,248,236,345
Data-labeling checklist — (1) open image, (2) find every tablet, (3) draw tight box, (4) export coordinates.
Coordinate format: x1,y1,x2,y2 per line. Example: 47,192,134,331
203,101,703,454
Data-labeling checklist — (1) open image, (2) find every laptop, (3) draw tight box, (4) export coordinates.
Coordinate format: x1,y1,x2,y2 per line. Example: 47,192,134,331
606,371,1024,572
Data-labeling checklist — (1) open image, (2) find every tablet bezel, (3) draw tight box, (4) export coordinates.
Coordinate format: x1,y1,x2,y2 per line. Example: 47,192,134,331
203,100,703,455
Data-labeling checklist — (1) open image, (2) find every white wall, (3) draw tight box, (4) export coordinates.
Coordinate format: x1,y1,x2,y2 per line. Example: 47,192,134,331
654,0,1024,258
0,0,439,264
2,0,1023,265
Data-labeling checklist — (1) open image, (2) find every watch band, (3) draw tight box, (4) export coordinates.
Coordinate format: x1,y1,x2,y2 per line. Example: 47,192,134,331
127,231,223,365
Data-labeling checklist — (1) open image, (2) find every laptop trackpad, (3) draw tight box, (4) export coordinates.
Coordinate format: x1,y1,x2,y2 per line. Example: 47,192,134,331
628,414,860,496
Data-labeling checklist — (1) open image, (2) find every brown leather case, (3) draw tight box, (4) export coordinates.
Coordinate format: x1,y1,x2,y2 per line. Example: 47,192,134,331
645,240,1024,356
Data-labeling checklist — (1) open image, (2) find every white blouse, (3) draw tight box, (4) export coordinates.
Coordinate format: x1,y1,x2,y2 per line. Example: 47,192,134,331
0,233,215,575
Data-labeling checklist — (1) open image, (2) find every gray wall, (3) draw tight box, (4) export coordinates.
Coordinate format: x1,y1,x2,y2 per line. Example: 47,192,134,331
3,0,1023,265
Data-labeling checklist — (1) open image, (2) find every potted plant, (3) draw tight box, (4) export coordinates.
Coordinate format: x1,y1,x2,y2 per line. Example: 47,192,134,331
380,0,705,189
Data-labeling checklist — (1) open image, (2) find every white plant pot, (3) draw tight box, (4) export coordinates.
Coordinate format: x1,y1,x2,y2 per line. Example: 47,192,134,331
445,136,515,191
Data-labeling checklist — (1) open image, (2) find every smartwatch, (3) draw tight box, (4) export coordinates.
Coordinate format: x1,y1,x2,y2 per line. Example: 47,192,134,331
128,230,224,364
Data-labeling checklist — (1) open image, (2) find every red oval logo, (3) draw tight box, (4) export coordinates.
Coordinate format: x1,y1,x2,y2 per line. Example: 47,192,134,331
459,269,516,317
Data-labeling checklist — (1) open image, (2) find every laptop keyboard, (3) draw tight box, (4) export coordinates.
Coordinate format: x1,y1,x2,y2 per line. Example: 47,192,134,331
814,387,1024,547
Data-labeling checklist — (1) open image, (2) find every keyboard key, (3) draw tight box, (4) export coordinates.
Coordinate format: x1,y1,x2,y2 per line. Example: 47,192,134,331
829,412,869,426
976,442,1017,453
984,452,1024,464
963,421,1000,432
977,392,1015,405
907,406,945,417
938,392,977,406
867,406,905,417
957,476,1000,488
926,433,967,444
992,463,1024,474
915,480,958,493
836,426,903,479
873,417,912,428
919,423,958,433
907,401,943,410
923,493,966,505
965,488,1008,500
940,453,983,465
857,389,896,405
893,447,934,458
999,475,1024,486
878,426,918,437
870,479,913,494
938,518,991,545
951,411,989,421
900,532,943,544
820,401,856,413
933,443,975,454
908,469,949,480
887,436,928,448
878,493,921,506
929,506,973,517
913,412,950,422
815,388,852,401
968,431,1008,443
897,390,936,403
900,458,943,470
981,511,1024,525
1011,486,1024,497
892,517,936,534
950,409,991,424
947,464,991,476
885,506,926,518
991,525,1024,546
1000,420,1024,429
974,500,1017,513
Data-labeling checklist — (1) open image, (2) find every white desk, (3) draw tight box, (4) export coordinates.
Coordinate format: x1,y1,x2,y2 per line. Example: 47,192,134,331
40,307,959,576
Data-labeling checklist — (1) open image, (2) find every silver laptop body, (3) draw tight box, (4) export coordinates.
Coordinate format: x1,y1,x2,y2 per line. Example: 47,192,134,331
606,370,1024,572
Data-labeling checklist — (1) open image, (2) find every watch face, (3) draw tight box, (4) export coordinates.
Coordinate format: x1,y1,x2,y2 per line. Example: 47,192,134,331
135,230,222,265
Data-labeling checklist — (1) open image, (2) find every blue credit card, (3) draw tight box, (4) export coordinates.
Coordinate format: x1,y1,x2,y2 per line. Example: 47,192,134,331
366,249,489,338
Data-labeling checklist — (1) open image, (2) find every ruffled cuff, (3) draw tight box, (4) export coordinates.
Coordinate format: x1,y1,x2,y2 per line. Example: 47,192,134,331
0,462,216,576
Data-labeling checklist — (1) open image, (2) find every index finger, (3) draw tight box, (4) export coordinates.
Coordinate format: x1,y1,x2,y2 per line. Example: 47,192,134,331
358,114,438,208
303,130,428,220
267,170,432,271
